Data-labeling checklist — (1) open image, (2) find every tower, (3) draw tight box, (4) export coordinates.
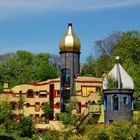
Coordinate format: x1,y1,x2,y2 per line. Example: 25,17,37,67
59,23,81,112
103,56,134,123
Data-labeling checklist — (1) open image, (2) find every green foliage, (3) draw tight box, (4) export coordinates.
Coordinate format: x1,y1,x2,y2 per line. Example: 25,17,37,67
0,50,59,90
67,120,140,140
106,76,118,89
42,102,53,119
19,116,35,138
110,120,132,140
81,55,97,77
83,125,109,140
0,101,11,124
59,113,75,126
44,130,61,140
82,30,140,108
0,101,35,140
111,31,140,108
4,119,18,133
59,103,76,127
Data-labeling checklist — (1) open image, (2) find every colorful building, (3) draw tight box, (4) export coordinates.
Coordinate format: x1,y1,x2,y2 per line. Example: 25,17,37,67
0,23,104,130
103,56,134,123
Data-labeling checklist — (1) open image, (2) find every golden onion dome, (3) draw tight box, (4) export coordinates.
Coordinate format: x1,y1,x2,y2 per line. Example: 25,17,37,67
59,23,81,53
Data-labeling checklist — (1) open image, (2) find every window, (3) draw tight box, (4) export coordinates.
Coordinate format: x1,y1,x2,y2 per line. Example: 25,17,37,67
55,113,60,121
35,102,40,112
26,103,30,108
76,102,81,113
123,96,128,105
131,95,134,110
92,101,96,105
85,102,88,108
39,91,47,97
57,90,60,97
112,95,119,111
35,114,40,123
61,69,71,87
27,89,34,98
104,95,107,110
41,114,46,123
34,91,39,96
10,102,18,110
82,87,96,97
41,103,45,109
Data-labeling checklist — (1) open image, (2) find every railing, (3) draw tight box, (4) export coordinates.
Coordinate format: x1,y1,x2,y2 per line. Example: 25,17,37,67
83,104,101,116
75,104,101,130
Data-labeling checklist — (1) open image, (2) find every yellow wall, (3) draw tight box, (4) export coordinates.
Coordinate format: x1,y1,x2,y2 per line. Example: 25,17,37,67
0,76,103,129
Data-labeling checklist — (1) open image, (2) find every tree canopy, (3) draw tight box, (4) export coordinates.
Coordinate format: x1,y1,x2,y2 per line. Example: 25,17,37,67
82,30,140,108
0,50,59,91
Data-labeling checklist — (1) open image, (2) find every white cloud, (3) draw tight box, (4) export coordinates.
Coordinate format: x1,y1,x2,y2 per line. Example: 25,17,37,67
0,0,140,10
0,0,140,21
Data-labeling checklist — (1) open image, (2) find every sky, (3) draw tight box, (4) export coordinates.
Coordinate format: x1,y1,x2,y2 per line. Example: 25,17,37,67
0,0,140,63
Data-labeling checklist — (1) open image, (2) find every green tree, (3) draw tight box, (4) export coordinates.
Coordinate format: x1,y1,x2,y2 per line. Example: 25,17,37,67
42,102,53,120
19,116,35,138
81,55,97,77
44,130,60,140
95,30,140,108
84,125,109,140
109,120,132,140
111,31,140,108
59,103,76,127
0,50,59,91
0,101,11,124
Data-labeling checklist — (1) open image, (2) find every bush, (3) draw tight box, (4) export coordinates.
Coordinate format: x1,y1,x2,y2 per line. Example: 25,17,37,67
19,116,35,138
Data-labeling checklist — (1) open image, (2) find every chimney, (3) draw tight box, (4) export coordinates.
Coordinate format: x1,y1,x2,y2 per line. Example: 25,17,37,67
4,82,9,89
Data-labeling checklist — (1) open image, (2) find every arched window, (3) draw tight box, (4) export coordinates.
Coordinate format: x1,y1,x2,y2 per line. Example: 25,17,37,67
112,95,119,111
10,102,18,110
27,89,34,98
123,96,128,105
35,114,40,124
26,103,30,108
35,102,40,112
41,114,46,123
61,69,71,87
104,95,107,111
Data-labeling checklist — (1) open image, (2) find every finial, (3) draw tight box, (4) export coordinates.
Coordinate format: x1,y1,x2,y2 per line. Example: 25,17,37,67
115,56,121,63
68,23,72,27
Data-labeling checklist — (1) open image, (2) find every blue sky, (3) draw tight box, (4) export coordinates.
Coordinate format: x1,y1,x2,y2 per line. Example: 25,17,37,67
0,0,140,63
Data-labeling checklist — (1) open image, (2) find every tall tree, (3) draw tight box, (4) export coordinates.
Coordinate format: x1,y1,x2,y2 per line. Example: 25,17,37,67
111,30,140,108
81,55,97,77
0,50,59,90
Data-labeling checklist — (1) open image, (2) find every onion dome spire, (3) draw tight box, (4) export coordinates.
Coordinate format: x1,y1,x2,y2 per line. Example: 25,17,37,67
59,23,81,53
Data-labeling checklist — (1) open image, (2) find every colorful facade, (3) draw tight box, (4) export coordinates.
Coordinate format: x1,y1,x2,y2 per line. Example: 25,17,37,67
0,23,104,130
0,76,103,129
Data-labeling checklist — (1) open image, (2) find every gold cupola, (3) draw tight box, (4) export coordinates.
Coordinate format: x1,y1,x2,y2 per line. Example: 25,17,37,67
59,23,81,53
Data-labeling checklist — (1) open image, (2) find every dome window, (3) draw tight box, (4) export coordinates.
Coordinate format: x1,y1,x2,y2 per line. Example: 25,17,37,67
27,89,34,98
123,96,128,105
112,94,120,111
